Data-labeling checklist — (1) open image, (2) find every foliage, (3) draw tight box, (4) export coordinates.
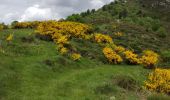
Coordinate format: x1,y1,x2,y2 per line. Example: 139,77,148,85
65,0,169,54
144,68,170,94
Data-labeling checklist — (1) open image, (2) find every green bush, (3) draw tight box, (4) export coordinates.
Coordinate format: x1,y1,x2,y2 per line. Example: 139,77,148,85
0,24,4,31
157,27,167,38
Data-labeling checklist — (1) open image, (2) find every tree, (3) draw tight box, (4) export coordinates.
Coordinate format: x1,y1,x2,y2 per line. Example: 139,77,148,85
86,9,91,15
119,9,128,19
66,14,83,22
91,9,95,13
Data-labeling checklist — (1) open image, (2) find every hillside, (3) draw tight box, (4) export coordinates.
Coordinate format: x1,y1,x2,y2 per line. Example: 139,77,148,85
0,29,152,100
0,0,170,100
66,0,170,66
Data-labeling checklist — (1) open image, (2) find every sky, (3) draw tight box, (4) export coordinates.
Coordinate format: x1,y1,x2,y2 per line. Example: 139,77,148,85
0,0,113,24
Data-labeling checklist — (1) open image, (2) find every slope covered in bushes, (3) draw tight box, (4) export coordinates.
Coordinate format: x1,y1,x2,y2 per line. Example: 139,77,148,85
66,0,170,66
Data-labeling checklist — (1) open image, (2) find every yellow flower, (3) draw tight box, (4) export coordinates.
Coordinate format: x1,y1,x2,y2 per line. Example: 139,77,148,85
71,53,81,61
6,34,13,41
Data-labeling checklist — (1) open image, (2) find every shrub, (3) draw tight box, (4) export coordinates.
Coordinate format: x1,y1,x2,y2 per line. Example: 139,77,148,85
66,14,83,22
114,46,125,53
59,47,68,55
94,33,113,44
140,50,159,69
144,68,170,94
71,53,81,61
103,47,123,64
123,50,141,65
157,27,167,38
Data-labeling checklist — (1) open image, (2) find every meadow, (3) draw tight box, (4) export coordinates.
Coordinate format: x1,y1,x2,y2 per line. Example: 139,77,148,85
0,26,169,100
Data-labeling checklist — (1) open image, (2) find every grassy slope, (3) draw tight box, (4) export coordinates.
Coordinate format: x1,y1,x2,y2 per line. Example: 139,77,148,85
0,29,154,100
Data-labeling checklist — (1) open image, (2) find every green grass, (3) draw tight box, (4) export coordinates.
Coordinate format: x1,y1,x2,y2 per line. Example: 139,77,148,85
0,29,169,100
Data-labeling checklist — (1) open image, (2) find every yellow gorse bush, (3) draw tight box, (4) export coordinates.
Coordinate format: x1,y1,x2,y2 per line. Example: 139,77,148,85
34,20,161,66
35,21,92,60
94,33,113,44
6,34,13,41
123,50,141,65
13,21,41,29
71,53,81,61
103,47,123,64
36,21,91,39
144,68,170,94
59,47,68,55
140,50,159,68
